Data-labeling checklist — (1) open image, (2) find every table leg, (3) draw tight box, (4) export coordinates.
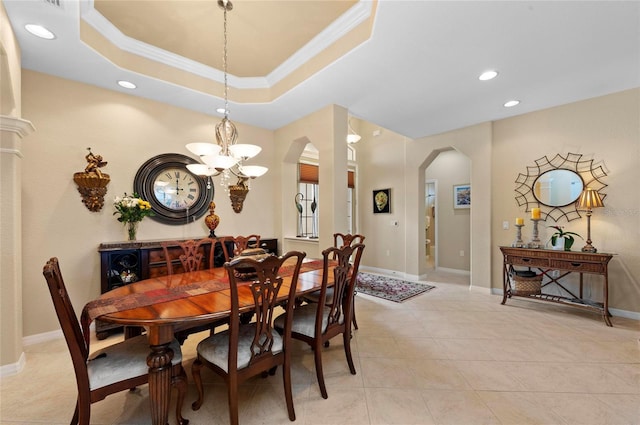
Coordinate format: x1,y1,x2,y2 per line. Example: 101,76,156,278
147,342,174,425
501,263,509,304
603,272,612,327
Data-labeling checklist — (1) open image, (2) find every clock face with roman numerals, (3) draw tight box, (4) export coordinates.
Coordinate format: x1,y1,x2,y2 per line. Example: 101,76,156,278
153,167,200,210
134,153,213,225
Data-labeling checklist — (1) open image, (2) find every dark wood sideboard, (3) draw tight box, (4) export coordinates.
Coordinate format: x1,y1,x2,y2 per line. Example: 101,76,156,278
500,246,614,326
96,237,277,339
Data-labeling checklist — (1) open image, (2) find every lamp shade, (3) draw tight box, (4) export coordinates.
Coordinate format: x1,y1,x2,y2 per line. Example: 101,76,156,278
229,144,261,159
577,188,604,210
239,165,268,178
347,133,361,144
202,154,239,171
186,143,222,157
186,163,217,176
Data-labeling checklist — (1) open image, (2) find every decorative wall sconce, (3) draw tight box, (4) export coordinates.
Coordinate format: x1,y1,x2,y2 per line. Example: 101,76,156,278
73,148,110,212
228,178,249,213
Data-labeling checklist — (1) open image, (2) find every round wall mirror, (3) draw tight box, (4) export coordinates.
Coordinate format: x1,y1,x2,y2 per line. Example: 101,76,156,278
533,169,584,207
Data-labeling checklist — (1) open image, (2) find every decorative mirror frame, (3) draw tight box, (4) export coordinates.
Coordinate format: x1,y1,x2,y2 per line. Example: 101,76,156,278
515,152,607,222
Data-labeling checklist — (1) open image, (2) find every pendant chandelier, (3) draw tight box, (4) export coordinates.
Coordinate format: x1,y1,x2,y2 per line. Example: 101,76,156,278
347,118,361,144
186,0,267,213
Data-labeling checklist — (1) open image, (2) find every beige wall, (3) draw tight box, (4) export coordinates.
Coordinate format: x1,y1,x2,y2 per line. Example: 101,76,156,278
19,70,277,338
2,29,638,371
352,121,407,272
275,104,349,259
491,89,640,314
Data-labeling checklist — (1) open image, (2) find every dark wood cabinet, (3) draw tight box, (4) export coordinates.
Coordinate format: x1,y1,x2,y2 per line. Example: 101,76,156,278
97,236,277,338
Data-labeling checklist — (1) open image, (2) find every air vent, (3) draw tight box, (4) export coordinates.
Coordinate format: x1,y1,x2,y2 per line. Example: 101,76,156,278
43,0,62,8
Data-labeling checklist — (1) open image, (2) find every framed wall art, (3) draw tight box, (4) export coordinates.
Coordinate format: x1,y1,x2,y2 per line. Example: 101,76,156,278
453,184,471,209
373,188,391,214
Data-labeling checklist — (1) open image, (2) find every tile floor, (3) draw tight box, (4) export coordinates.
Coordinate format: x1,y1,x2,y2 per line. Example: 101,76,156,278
1,269,639,425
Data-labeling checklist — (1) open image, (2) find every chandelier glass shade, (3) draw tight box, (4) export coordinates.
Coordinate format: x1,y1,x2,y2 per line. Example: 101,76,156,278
185,0,268,202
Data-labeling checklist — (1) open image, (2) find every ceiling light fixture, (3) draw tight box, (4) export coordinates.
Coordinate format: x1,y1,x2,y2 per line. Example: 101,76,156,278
504,100,520,107
24,24,55,40
117,80,137,89
478,70,498,81
186,0,267,213
347,118,361,144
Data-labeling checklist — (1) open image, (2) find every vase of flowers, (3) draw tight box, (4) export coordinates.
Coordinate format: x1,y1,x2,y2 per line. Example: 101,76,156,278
113,193,154,241
548,225,582,251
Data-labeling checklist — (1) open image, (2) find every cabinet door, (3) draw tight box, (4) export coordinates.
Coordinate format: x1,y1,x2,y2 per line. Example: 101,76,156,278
103,250,141,291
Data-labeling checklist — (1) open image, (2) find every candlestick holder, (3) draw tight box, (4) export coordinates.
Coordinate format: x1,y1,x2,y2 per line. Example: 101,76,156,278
512,224,525,247
528,218,543,248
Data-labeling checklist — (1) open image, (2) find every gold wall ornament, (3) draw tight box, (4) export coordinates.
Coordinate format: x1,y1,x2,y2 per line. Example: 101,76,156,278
228,178,249,213
73,148,110,212
205,201,220,236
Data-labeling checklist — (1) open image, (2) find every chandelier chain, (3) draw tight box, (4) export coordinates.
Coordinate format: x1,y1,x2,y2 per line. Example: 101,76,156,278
223,2,229,119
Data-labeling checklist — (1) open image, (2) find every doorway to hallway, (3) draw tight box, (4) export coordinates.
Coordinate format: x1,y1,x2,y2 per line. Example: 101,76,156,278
425,180,436,269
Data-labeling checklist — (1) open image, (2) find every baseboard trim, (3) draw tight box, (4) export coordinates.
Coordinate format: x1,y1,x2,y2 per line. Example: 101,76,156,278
0,352,25,377
436,267,471,275
22,329,63,346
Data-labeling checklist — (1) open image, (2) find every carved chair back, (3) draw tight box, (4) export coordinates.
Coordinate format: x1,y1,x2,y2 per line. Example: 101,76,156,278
191,251,306,424
42,257,187,425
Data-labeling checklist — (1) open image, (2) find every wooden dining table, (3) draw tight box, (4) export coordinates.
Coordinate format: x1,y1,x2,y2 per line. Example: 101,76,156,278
82,257,328,425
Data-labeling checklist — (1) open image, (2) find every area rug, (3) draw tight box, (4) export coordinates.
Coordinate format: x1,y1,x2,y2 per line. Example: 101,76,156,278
356,272,435,302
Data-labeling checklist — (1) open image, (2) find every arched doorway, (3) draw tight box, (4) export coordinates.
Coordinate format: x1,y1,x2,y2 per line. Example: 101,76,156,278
423,149,471,274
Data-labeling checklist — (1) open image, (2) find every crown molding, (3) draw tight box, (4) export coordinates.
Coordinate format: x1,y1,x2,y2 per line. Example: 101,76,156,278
80,0,370,90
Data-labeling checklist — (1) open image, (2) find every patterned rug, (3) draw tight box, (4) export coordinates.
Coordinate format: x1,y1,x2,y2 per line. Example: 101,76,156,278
356,272,436,302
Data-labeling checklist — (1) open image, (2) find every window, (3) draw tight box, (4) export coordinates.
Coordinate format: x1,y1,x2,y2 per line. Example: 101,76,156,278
296,181,319,238
297,163,355,237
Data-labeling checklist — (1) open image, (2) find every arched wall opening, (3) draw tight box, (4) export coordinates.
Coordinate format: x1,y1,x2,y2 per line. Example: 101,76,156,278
406,123,492,291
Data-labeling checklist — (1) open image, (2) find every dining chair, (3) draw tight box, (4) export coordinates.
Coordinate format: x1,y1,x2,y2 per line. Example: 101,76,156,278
275,243,365,399
220,234,262,261
333,233,365,251
42,257,188,425
191,251,306,425
162,238,216,275
163,238,226,344
304,233,366,330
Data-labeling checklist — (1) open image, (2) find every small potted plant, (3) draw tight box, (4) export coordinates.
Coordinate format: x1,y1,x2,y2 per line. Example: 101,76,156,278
548,225,582,251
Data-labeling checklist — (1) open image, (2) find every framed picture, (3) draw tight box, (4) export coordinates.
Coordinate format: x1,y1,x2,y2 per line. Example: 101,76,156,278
373,189,391,214
453,184,471,209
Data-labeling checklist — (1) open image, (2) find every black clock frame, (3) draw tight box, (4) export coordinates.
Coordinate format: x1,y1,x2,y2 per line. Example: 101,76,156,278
134,153,213,225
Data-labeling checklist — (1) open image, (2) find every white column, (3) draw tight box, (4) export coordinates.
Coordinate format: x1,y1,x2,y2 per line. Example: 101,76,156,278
0,115,35,374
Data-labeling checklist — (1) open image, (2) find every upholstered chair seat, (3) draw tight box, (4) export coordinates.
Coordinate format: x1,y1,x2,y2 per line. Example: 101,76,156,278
88,335,182,390
274,304,341,339
196,324,283,373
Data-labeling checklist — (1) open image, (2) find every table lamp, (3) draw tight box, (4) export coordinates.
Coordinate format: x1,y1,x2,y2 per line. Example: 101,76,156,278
577,188,604,253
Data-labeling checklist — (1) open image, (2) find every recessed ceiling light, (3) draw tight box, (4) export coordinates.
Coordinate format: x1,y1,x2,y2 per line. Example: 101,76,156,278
117,80,137,89
24,24,55,40
504,100,520,107
479,70,498,81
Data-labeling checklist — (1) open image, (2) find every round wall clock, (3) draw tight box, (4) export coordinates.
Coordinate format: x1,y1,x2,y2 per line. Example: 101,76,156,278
134,153,213,225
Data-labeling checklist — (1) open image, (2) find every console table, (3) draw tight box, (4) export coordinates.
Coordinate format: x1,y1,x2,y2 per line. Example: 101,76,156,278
499,246,614,326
